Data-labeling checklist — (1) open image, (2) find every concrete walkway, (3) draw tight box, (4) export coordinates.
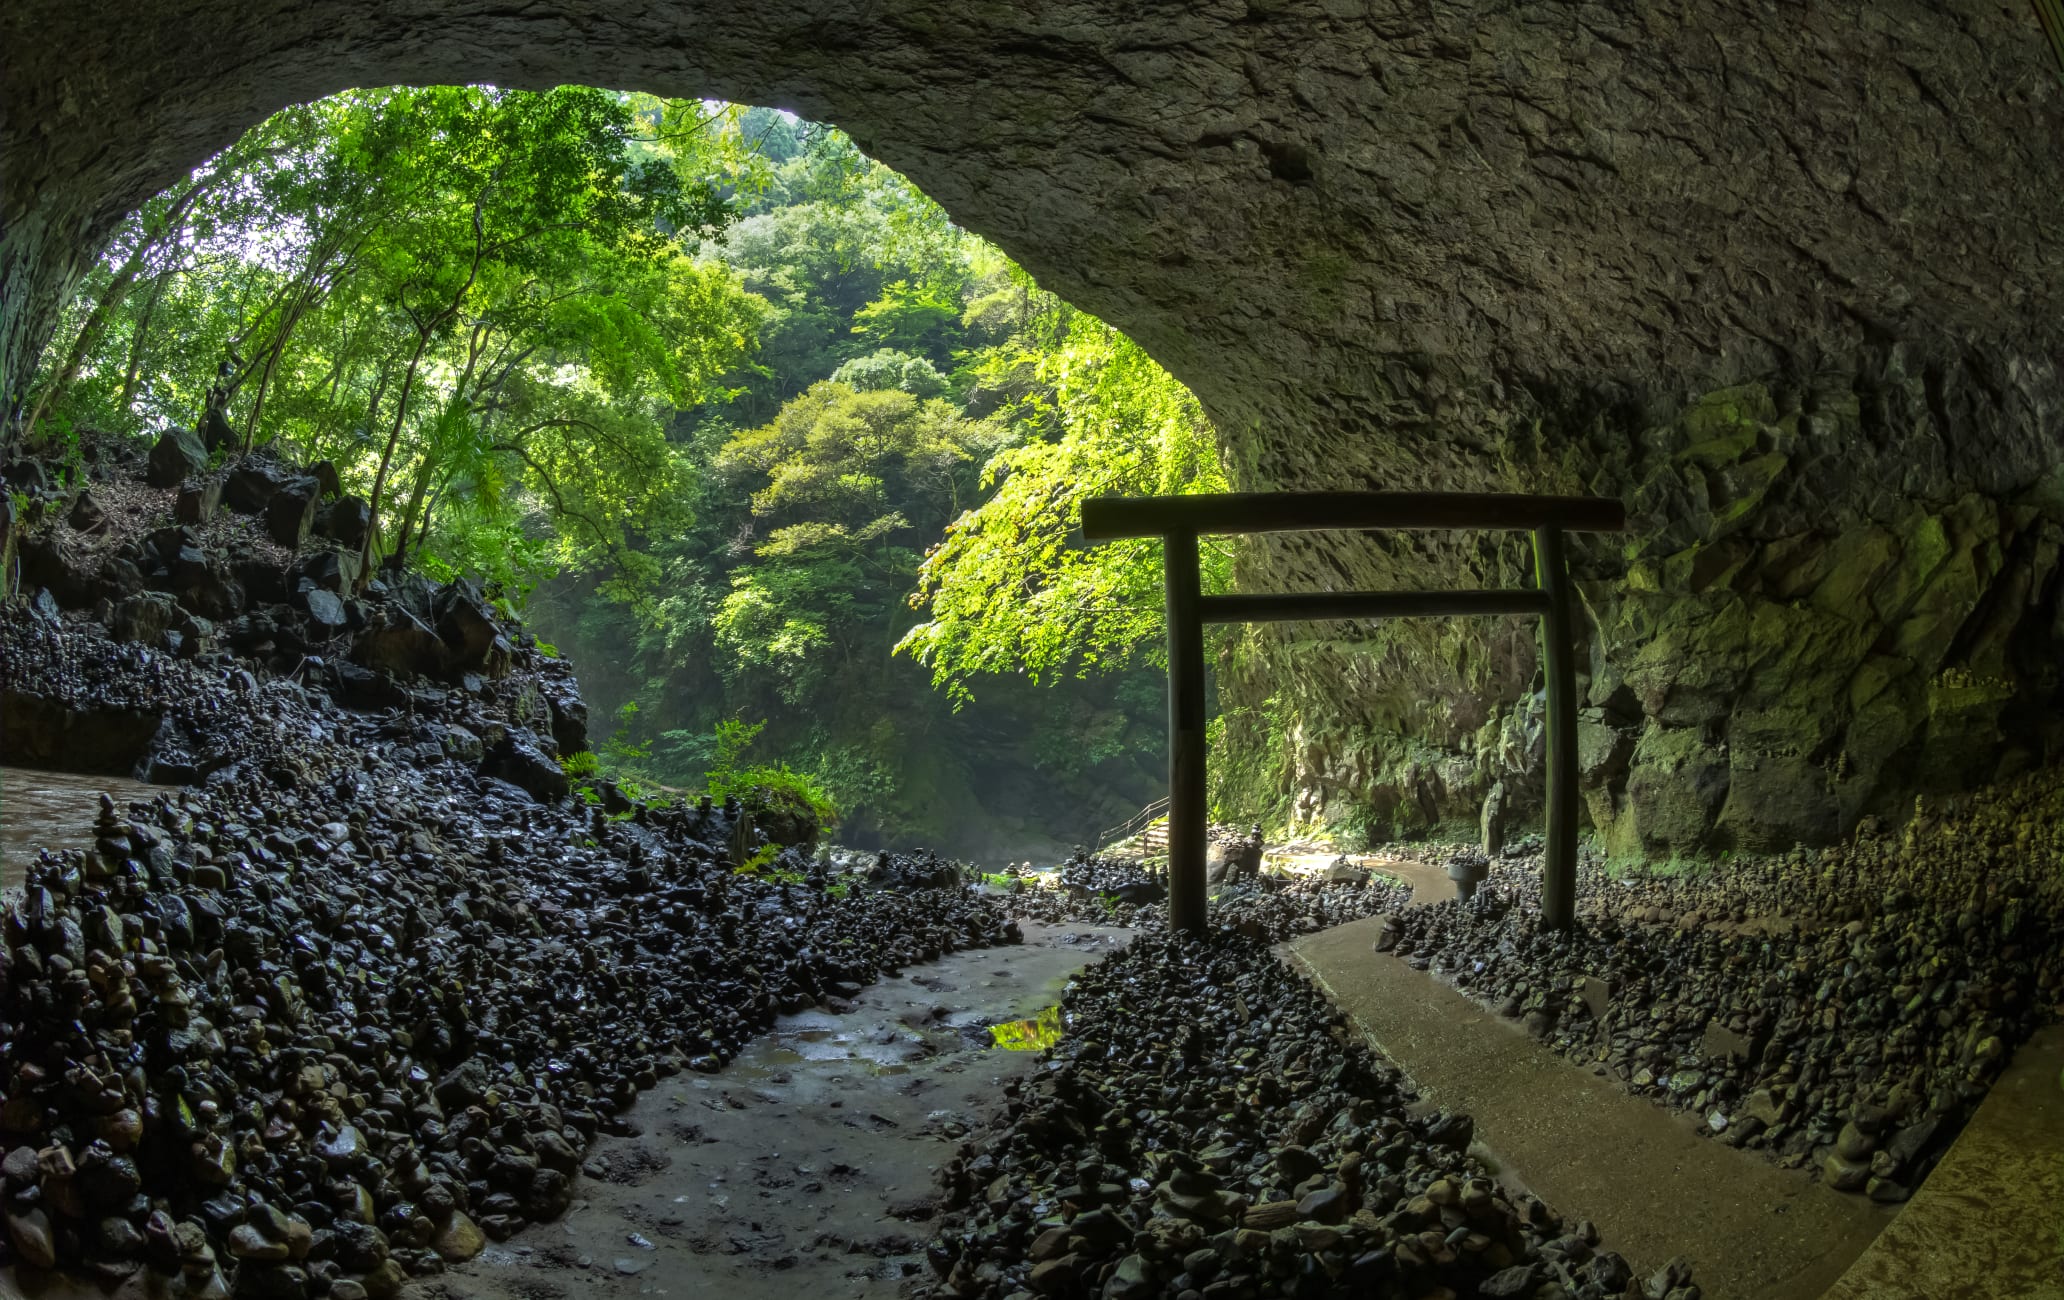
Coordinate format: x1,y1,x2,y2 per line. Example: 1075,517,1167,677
1289,916,1890,1300
1817,1024,2064,1300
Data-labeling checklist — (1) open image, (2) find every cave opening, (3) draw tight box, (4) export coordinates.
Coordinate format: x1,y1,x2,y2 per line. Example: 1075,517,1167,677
4,5,2064,1298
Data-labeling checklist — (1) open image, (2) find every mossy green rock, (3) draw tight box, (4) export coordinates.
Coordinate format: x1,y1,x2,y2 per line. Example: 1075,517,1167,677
1217,379,2063,859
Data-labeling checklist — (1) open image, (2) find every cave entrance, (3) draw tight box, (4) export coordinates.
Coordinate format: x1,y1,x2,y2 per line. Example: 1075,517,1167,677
1082,489,1627,933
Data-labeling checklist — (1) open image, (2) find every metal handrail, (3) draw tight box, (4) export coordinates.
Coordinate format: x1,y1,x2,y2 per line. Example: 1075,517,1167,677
1096,796,1170,851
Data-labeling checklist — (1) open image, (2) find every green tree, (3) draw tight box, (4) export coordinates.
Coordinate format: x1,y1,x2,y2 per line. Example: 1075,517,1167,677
711,380,1005,699
29,85,760,598
898,303,1230,702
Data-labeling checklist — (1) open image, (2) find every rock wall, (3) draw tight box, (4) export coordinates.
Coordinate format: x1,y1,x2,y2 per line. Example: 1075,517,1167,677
1218,364,2064,855
5,0,2062,855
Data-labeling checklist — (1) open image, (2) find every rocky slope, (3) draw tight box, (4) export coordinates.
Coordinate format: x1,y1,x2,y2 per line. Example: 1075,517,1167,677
0,435,1024,1294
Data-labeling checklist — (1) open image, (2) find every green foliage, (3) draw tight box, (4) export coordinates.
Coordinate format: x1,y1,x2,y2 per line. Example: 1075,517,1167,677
695,718,839,828
40,92,1208,849
830,348,950,399
601,701,652,764
513,117,1206,850
730,843,807,884
898,305,1231,703
29,85,759,596
559,750,602,778
988,1005,1064,1052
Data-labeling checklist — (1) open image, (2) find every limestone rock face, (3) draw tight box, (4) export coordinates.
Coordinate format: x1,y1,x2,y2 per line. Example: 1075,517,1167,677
4,0,2062,850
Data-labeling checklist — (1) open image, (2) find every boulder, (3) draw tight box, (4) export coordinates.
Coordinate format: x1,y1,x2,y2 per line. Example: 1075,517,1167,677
351,608,446,679
317,496,370,548
439,725,485,763
175,477,224,524
146,428,209,488
302,588,348,635
374,570,438,624
3,460,51,496
1205,836,1261,885
325,660,408,710
232,552,292,606
433,580,502,671
1480,779,1510,855
224,460,289,513
309,460,342,499
67,489,105,533
96,555,145,599
20,533,99,607
265,476,322,547
108,592,182,646
164,544,243,620
545,683,589,755
505,683,557,742
293,548,361,594
145,523,197,563
481,732,569,803
176,612,215,657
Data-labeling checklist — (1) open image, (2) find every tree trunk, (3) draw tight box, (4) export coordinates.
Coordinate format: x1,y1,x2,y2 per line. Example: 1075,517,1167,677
389,452,439,559
21,247,151,441
359,329,433,579
118,270,171,413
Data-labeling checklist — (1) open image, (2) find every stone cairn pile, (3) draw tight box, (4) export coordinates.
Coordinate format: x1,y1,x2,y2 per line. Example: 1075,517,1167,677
868,848,971,893
1374,776,2064,1203
0,437,1022,1296
1002,853,1410,946
922,930,1696,1300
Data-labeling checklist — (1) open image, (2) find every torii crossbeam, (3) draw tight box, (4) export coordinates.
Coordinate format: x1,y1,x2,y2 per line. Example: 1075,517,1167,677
1078,491,1629,934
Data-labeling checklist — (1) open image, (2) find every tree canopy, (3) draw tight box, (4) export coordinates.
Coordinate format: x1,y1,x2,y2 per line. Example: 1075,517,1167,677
25,92,1228,852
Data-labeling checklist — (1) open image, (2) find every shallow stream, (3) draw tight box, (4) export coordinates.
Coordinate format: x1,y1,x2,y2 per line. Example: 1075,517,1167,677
431,920,1133,1300
0,765,170,893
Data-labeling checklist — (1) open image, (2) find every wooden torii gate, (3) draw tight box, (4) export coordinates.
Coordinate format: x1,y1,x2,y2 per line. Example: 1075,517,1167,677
1078,491,1628,934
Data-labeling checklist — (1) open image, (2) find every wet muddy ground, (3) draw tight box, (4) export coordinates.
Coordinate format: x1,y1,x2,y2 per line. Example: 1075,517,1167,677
0,765,169,893
411,921,1134,1300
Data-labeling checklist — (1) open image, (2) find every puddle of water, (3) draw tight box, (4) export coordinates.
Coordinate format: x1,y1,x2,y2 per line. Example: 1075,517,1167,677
1,765,173,893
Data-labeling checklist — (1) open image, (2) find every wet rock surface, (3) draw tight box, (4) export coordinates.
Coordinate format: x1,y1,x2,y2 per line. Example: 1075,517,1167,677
1377,785,2064,1203
920,930,1690,1300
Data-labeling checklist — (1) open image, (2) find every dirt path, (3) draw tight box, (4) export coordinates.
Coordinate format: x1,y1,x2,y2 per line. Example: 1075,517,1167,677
411,921,1133,1300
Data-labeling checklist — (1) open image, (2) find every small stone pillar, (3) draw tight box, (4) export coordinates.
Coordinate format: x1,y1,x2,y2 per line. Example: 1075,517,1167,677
1480,779,1508,855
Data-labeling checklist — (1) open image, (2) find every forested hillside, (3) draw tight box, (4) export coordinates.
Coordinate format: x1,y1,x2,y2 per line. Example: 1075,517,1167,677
20,89,1231,856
